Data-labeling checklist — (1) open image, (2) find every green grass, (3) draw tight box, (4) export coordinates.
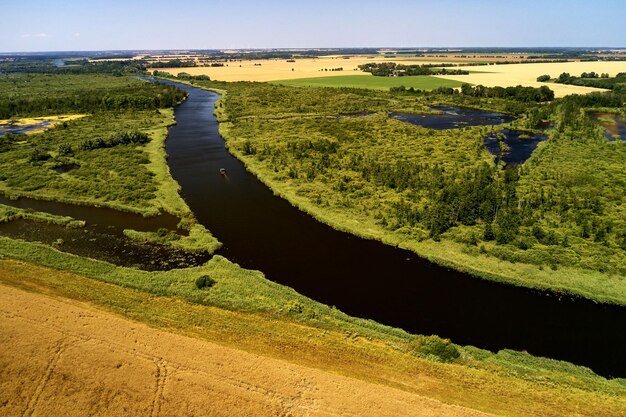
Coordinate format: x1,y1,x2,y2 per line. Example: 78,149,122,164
272,74,465,90
0,204,85,228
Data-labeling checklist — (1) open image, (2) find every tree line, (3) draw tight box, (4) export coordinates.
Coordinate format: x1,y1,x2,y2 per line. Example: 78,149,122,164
358,62,469,77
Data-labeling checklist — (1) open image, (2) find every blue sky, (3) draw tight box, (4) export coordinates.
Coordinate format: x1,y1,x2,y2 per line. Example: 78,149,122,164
2,0,625,52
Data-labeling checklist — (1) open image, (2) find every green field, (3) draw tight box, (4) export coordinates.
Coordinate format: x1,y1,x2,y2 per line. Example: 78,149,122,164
272,74,465,90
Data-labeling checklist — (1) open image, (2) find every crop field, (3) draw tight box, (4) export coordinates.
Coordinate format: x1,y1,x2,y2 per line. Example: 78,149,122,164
435,61,626,97
147,55,475,82
151,57,626,97
271,74,465,90
2,283,495,417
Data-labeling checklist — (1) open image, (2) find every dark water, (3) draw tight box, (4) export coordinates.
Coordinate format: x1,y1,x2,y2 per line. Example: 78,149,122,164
0,195,211,270
157,79,626,378
390,106,513,130
589,112,626,141
484,129,548,165
53,164,80,173
0,121,51,136
0,195,179,234
0,218,209,271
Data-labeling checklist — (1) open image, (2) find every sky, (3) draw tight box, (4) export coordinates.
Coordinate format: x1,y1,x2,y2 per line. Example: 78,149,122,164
2,0,625,52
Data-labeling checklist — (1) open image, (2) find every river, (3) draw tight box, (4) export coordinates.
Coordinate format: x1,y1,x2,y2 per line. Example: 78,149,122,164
156,79,626,378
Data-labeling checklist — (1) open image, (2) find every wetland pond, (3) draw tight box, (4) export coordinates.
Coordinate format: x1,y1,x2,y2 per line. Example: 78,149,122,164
484,129,547,165
0,121,52,136
390,105,513,129
589,112,626,141
155,79,626,378
0,195,210,270
391,106,547,165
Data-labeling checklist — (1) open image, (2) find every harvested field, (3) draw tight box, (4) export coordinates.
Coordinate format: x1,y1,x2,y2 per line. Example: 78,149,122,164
434,61,626,97
0,283,494,417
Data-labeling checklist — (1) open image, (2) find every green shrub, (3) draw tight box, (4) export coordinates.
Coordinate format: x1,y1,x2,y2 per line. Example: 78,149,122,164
57,144,74,156
413,335,460,363
195,275,216,290
28,148,51,163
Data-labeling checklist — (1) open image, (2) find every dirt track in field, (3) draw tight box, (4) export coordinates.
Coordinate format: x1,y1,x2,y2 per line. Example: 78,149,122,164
0,284,494,417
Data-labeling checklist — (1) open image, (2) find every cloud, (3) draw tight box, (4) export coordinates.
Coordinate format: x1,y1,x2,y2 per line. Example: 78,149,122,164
21,33,49,39
73,32,80,38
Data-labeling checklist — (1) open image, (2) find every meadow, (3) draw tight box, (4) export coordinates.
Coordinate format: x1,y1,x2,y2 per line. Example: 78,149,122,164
271,74,464,90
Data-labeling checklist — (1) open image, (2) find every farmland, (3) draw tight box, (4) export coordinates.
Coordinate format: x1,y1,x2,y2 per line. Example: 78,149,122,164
150,55,626,96
436,61,626,97
272,74,464,90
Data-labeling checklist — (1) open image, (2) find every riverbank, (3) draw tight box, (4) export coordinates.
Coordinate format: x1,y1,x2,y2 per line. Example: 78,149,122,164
1,255,625,416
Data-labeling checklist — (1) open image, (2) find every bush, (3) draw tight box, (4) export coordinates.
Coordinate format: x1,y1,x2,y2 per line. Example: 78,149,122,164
58,144,73,156
28,148,51,163
195,275,216,290
413,335,460,362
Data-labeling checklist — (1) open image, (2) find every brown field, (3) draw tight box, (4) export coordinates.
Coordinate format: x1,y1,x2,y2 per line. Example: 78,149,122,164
435,61,626,97
0,283,492,417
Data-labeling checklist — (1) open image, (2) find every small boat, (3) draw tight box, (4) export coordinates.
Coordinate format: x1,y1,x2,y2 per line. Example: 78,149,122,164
219,168,226,175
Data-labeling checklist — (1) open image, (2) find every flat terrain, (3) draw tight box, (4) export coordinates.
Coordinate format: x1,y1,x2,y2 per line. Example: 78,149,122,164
272,74,464,90
0,283,493,417
435,61,626,97
151,57,626,96
148,55,463,82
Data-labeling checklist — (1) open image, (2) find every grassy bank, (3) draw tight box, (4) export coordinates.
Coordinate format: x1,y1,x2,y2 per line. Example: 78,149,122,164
0,204,85,228
0,256,625,416
218,121,626,305
123,223,221,255
0,74,220,253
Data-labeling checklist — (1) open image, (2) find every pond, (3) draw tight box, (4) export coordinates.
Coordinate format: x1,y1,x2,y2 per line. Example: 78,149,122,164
589,112,626,141
484,129,548,165
0,195,210,270
389,106,513,130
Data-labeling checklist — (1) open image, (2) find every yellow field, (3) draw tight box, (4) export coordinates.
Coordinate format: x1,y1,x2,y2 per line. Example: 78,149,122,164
435,61,626,97
151,57,626,97
149,55,453,82
0,282,493,417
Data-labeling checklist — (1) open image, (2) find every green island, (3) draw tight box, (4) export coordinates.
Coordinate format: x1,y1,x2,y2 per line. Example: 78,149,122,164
0,56,625,416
